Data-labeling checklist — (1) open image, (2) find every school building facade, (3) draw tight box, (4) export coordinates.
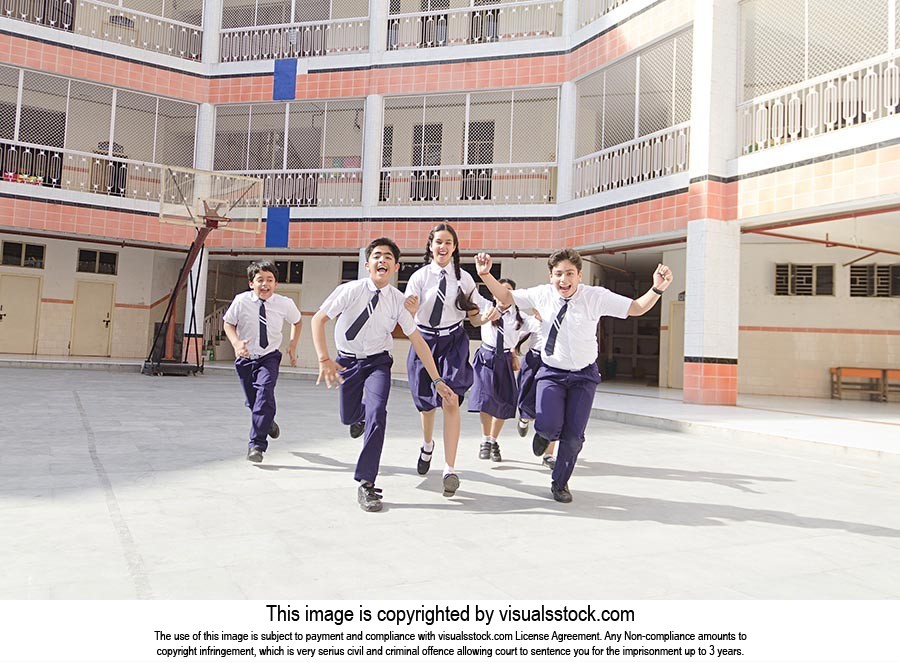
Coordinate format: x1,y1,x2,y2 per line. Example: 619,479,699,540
0,0,897,403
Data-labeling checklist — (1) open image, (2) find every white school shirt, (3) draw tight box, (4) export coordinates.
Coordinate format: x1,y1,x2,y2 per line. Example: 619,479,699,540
511,283,631,371
404,262,489,328
516,313,543,355
223,290,301,358
478,306,528,351
319,278,417,357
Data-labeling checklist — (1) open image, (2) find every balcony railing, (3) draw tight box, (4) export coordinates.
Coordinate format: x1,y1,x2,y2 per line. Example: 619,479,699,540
1,140,166,201
2,0,202,60
220,17,369,62
235,169,363,207
577,0,634,29
738,54,900,155
387,0,560,50
378,164,556,205
573,123,690,197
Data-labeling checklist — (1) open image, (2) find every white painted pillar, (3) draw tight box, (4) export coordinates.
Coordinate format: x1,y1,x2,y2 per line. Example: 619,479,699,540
682,0,742,404
369,0,388,58
555,80,577,204
201,0,223,65
361,93,385,213
194,103,216,171
182,245,210,362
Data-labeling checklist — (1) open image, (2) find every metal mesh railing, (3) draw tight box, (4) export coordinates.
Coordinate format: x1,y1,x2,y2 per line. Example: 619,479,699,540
380,88,558,204
740,0,890,101
1,65,197,177
213,100,365,206
577,0,635,29
576,30,692,159
387,0,561,50
738,53,900,154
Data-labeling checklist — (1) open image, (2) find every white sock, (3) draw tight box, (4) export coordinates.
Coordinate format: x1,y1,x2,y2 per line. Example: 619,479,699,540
422,440,434,453
483,435,493,444
444,465,456,476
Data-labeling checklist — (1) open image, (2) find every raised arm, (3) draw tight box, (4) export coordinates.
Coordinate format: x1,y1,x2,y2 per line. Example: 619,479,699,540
628,264,673,317
474,252,514,308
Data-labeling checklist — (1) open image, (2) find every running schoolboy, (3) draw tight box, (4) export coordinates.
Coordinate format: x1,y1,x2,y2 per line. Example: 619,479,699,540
475,248,672,502
311,238,454,512
514,311,558,469
469,278,531,463
223,260,302,463
404,223,488,497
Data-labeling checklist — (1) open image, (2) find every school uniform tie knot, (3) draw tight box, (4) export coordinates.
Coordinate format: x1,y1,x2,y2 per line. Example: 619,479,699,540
258,300,269,349
543,298,569,356
428,269,447,327
495,314,505,354
345,289,380,341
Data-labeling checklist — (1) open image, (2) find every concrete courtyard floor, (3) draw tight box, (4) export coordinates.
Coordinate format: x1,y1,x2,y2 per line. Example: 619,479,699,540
2,366,900,600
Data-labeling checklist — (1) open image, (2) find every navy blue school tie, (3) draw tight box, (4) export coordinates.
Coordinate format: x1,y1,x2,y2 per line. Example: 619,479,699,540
544,299,569,356
495,315,505,354
345,289,380,341
428,269,447,327
258,300,268,349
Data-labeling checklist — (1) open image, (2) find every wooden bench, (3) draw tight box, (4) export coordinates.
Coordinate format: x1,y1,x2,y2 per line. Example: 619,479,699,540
830,367,885,401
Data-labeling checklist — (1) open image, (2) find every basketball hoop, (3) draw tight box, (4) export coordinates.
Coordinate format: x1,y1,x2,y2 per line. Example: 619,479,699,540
143,167,264,376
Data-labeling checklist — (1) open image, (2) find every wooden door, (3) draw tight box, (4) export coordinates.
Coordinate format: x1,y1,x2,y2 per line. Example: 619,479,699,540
0,274,41,354
71,281,114,356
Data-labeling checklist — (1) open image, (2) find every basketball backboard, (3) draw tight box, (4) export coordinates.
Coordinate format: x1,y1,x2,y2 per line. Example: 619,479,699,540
159,166,264,233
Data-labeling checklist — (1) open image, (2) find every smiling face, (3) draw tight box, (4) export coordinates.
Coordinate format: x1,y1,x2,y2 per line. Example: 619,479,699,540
249,269,277,300
549,260,582,299
429,230,455,268
366,244,399,287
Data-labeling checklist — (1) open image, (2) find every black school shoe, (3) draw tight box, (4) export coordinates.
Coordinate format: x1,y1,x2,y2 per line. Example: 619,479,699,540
269,420,280,439
350,420,365,439
532,431,550,457
516,418,530,437
417,445,433,475
551,481,572,503
490,441,501,462
478,440,491,460
247,447,264,463
542,455,556,470
357,482,383,512
442,473,460,497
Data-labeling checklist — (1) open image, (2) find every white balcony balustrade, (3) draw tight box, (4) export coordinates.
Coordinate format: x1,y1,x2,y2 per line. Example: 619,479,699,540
1,0,202,60
238,170,363,207
220,18,370,62
378,164,556,205
386,0,560,50
739,54,900,155
573,123,690,197
0,140,166,201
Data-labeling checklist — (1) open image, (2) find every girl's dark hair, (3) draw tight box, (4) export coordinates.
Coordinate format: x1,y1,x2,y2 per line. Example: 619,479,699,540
494,278,523,330
423,222,478,313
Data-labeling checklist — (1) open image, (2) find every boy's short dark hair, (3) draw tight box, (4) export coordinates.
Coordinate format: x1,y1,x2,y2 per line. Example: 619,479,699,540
547,248,582,272
248,260,279,281
365,237,401,262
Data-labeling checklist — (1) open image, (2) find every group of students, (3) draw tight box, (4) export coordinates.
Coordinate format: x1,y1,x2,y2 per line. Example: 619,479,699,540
223,222,673,512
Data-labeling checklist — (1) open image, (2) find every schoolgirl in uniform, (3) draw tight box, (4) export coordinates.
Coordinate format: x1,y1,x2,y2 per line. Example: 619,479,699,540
476,248,672,503
468,278,530,463
404,223,488,497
